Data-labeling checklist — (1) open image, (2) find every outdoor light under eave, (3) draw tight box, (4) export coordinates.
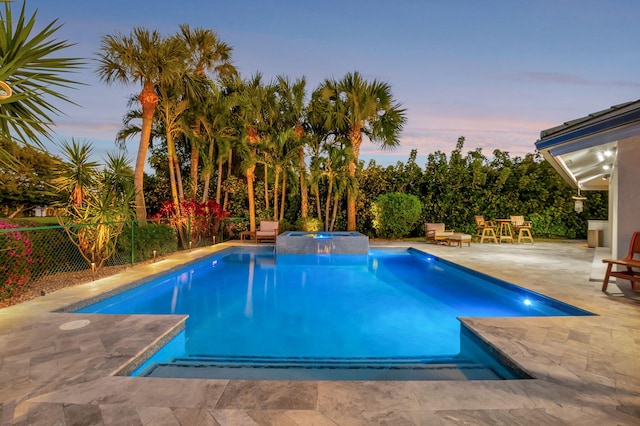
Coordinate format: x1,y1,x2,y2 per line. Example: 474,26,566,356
572,189,587,213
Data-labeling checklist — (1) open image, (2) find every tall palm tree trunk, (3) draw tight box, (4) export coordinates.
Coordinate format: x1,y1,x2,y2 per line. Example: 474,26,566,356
166,135,180,207
273,167,280,221
174,151,185,202
347,128,362,231
279,172,286,222
298,146,308,218
222,148,232,211
324,181,333,232
190,142,199,198
315,186,322,221
264,167,270,214
167,134,188,247
330,193,340,232
214,160,223,204
134,84,158,224
201,138,215,203
247,164,256,232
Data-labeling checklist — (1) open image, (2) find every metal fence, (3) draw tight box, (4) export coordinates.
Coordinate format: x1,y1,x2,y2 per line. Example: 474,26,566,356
0,216,236,301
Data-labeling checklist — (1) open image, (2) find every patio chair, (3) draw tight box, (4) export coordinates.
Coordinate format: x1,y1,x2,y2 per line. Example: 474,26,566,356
601,231,640,292
425,223,454,244
510,215,534,244
255,220,279,243
474,215,498,243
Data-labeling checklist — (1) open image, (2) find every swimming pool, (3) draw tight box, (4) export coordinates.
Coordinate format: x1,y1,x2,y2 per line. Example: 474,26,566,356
75,247,593,380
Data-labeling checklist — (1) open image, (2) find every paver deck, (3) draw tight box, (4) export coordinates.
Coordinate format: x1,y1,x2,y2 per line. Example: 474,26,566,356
1,241,638,425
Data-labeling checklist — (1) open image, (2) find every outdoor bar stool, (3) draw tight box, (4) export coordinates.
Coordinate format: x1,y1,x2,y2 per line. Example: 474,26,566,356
474,215,498,243
510,215,534,244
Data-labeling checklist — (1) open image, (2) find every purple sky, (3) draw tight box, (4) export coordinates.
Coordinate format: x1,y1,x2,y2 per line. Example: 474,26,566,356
25,0,640,167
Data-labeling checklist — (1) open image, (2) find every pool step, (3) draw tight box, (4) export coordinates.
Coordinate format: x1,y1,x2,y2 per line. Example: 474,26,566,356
139,354,504,380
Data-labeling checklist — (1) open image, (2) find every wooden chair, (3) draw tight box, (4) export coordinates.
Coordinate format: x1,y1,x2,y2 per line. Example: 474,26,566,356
474,216,497,243
256,221,279,243
602,231,640,292
425,223,454,244
510,215,534,244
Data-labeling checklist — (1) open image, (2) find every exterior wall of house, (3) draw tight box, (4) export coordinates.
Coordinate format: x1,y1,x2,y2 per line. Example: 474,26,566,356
609,168,618,258
616,135,640,258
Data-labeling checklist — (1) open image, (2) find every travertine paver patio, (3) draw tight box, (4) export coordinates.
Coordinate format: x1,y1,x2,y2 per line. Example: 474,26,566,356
0,241,639,425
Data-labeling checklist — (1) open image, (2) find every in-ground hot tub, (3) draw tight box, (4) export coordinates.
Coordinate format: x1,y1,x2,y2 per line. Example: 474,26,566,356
276,231,369,254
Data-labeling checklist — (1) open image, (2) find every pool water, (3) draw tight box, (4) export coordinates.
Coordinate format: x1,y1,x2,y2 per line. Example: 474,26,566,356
75,247,592,380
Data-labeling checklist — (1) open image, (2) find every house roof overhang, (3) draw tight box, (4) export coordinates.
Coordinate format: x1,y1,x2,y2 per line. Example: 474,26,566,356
535,100,640,191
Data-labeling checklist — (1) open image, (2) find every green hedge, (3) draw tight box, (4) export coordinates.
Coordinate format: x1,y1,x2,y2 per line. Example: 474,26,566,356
118,224,178,262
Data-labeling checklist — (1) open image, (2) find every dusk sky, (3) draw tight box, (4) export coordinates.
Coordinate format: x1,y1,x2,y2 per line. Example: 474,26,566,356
25,0,640,167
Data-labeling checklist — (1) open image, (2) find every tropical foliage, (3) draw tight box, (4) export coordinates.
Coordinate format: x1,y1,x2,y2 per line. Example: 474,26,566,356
0,11,607,243
97,25,235,223
318,72,407,231
0,221,35,300
117,223,177,262
53,140,136,268
371,192,422,239
0,0,83,162
151,198,229,248
0,139,60,217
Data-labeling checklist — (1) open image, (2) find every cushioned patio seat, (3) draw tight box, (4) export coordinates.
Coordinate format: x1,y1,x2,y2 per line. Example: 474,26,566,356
425,223,454,244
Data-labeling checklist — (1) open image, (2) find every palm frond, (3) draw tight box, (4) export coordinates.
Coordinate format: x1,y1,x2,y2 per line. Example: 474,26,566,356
0,1,85,145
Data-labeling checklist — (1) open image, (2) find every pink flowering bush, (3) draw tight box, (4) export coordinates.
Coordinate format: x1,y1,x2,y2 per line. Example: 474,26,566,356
0,222,35,301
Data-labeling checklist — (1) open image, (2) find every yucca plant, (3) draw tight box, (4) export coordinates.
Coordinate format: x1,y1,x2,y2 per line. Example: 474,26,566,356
0,0,84,162
54,140,136,269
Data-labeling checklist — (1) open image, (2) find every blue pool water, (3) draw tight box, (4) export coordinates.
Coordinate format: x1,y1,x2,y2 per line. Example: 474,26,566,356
75,247,592,380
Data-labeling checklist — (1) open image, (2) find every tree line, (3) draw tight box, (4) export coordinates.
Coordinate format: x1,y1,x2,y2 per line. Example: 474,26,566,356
97,26,406,233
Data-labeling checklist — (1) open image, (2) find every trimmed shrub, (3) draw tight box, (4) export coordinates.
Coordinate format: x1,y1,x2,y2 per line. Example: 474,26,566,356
118,224,178,262
294,217,323,232
371,192,422,239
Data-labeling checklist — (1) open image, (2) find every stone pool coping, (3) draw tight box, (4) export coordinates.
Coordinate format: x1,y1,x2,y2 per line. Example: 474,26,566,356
0,241,638,425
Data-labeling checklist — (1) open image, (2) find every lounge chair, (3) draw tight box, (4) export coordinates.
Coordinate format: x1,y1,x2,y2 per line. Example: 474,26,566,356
474,216,497,243
510,215,534,244
256,220,279,243
602,231,640,292
425,223,454,244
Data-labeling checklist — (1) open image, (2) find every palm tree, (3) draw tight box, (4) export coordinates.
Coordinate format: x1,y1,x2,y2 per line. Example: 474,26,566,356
180,24,235,80
320,144,354,231
306,87,334,220
54,139,99,207
178,24,236,199
234,74,275,232
0,1,83,163
263,128,298,221
320,71,406,231
97,27,185,224
154,62,191,209
274,76,308,219
194,85,236,203
103,151,135,201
